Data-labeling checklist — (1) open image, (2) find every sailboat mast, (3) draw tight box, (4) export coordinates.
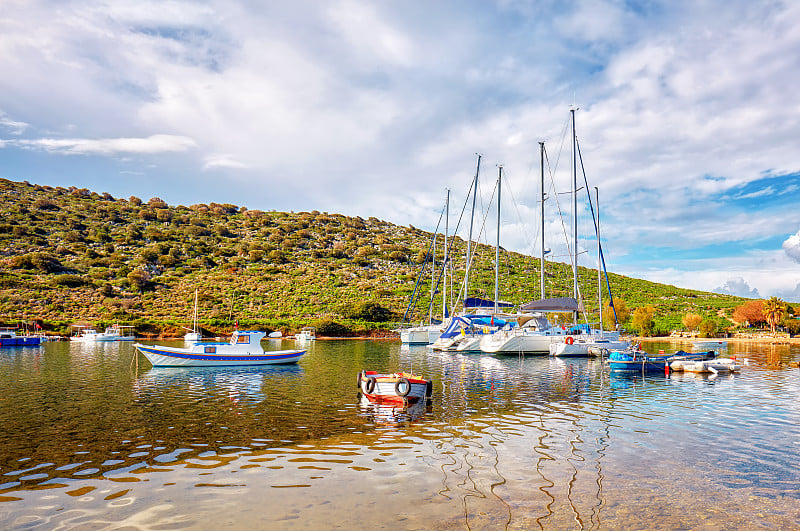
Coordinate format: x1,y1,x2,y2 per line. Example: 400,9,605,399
596,187,603,335
429,221,436,325
444,189,450,321
465,154,481,309
540,141,546,300
571,108,578,324
494,166,502,314
193,288,198,332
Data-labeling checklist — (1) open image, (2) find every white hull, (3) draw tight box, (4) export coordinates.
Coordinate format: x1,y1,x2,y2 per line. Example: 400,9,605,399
481,327,619,355
691,340,727,350
400,326,442,345
550,338,629,357
134,331,305,367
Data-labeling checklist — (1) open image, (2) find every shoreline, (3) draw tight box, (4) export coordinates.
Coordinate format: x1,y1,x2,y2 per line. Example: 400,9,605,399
633,336,800,345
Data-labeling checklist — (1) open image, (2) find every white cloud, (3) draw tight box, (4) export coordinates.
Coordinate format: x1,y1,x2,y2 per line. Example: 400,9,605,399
714,277,760,298
783,230,800,263
12,135,197,155
0,111,28,134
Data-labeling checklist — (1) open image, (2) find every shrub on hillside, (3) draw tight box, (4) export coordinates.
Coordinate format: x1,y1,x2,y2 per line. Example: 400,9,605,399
51,274,88,287
315,319,351,337
347,301,395,322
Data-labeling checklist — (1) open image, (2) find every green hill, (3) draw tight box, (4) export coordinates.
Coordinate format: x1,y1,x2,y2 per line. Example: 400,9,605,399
0,178,756,336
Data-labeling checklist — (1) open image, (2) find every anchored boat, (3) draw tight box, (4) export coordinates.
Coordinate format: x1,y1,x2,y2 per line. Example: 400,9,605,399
607,349,716,372
134,330,306,367
357,371,432,405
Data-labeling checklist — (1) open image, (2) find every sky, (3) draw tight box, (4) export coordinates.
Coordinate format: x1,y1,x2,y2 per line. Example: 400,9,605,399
1,0,799,302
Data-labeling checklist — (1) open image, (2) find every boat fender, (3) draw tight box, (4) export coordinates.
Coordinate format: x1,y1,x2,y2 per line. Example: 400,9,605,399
425,380,433,398
395,377,411,397
357,370,365,389
363,377,376,394
565,336,574,345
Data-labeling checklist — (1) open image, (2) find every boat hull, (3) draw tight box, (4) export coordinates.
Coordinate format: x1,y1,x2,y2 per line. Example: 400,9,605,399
358,371,431,404
135,344,306,367
0,337,41,347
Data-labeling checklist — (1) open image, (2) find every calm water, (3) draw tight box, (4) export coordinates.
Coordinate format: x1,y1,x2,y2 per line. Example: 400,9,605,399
1,339,799,529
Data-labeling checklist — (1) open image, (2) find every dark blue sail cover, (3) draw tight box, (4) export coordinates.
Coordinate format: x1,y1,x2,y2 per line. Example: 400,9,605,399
463,297,514,309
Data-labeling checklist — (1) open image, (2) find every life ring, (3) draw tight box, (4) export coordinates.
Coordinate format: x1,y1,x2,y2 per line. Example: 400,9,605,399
566,336,574,345
362,376,376,394
356,370,365,389
395,377,411,397
425,380,433,399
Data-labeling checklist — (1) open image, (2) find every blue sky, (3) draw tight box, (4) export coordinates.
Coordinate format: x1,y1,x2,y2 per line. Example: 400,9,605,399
1,0,799,302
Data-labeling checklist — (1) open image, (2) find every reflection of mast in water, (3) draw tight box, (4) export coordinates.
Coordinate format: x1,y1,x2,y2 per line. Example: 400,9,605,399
430,357,512,529
589,363,612,530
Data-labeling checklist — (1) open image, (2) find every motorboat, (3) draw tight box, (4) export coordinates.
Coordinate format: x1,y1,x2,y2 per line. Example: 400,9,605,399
607,349,715,372
0,329,41,347
70,324,135,342
357,370,432,405
294,327,316,341
134,330,306,367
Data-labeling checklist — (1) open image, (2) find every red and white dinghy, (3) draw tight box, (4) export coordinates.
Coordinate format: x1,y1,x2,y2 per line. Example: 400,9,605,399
357,371,432,404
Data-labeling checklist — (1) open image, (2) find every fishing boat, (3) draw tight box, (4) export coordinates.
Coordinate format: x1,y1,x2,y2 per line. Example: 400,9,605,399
0,329,41,347
294,327,316,341
134,330,306,367
607,349,716,372
357,370,432,405
70,324,136,342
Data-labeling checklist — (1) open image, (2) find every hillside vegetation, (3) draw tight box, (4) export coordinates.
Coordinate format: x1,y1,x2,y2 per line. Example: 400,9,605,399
0,178,753,336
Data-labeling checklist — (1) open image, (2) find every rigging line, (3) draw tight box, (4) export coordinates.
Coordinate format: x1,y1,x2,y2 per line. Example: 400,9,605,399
401,203,445,324
544,142,579,287
501,169,540,267
575,138,618,324
428,176,493,320
455,178,499,307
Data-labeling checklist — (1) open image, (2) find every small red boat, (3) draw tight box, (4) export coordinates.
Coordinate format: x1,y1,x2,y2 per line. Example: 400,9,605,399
357,371,432,404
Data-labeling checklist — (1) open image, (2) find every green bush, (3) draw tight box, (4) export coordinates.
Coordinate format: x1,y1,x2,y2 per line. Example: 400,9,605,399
51,274,88,287
315,319,351,337
347,301,395,322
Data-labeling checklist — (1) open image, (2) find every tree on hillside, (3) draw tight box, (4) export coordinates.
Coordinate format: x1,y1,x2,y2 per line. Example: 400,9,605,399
732,300,765,327
603,300,629,329
631,305,655,336
763,296,787,334
682,313,703,332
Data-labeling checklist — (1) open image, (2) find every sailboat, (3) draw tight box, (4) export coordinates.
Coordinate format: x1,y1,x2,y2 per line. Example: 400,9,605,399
184,289,202,343
480,110,619,355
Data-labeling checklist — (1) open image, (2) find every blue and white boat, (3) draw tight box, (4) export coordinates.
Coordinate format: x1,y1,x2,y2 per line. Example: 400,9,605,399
0,329,41,347
607,349,715,372
134,330,306,367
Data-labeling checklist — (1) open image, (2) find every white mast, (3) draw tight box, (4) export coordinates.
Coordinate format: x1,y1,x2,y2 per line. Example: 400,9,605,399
571,108,578,324
540,141,546,300
596,187,603,335
494,166,502,314
443,189,450,321
465,155,481,309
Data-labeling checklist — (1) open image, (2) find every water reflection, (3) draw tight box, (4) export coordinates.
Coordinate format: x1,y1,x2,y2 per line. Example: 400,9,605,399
1,340,799,529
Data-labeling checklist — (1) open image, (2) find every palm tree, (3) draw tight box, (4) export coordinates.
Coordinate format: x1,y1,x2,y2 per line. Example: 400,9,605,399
763,296,787,334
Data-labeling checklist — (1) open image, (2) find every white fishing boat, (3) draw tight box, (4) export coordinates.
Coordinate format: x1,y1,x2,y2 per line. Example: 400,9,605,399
71,324,136,342
134,330,306,367
294,327,316,341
